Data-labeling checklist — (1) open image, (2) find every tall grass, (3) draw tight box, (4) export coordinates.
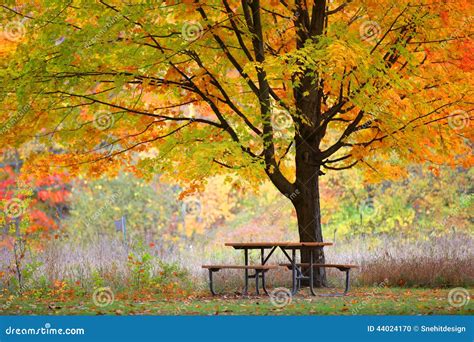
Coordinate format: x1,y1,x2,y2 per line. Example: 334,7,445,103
339,234,474,287
181,233,474,290
1,233,472,294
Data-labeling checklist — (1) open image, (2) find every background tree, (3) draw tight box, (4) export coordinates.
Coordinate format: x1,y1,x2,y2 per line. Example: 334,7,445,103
0,148,71,239
0,0,472,285
320,165,473,239
0,147,71,291
66,173,241,245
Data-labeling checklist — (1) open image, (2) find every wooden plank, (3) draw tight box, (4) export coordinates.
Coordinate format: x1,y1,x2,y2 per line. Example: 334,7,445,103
279,263,359,268
224,242,333,248
201,265,279,270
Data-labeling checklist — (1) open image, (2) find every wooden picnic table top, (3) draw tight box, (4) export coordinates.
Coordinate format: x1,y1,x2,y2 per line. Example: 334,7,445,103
224,242,333,249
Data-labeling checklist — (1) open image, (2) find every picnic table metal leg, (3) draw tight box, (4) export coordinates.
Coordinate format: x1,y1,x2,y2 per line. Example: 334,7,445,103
243,248,249,295
309,249,317,296
291,248,298,295
255,270,260,295
260,248,269,295
208,269,217,296
309,267,351,297
280,247,300,295
261,273,269,295
344,269,351,294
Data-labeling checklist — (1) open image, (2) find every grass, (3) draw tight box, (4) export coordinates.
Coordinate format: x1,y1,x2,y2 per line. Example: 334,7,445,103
1,287,472,315
3,234,472,291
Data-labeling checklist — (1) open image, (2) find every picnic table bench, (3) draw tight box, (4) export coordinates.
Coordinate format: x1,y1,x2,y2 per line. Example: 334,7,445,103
280,263,359,295
202,265,278,295
203,241,358,297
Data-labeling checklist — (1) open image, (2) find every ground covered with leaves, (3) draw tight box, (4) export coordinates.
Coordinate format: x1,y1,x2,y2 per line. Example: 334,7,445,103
1,287,472,316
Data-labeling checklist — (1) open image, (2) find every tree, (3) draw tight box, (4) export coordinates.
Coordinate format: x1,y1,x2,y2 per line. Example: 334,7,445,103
0,148,71,239
0,148,71,292
0,0,472,285
319,164,473,239
66,173,244,248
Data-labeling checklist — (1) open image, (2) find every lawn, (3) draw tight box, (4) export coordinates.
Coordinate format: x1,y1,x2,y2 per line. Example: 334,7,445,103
1,288,472,315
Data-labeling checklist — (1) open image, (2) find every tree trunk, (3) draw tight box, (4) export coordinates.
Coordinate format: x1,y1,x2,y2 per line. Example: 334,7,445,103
292,138,327,287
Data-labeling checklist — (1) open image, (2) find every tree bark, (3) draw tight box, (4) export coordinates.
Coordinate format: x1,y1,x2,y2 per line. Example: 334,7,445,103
292,137,327,287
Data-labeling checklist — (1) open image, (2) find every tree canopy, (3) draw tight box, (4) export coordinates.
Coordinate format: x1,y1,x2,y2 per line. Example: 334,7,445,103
0,0,472,198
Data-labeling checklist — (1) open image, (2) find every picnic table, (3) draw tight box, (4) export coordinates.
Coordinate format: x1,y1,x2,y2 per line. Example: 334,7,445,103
225,242,331,295
203,241,358,296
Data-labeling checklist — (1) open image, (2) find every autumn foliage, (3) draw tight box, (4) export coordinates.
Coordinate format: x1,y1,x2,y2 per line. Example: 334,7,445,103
0,0,472,306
